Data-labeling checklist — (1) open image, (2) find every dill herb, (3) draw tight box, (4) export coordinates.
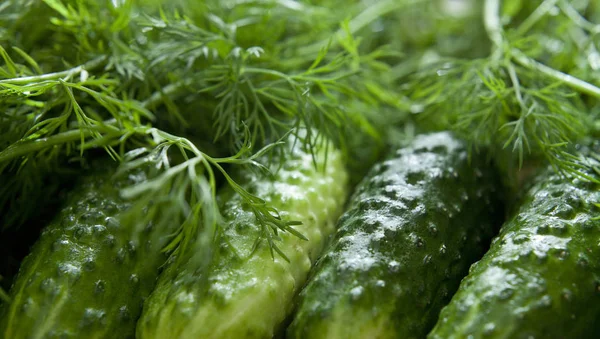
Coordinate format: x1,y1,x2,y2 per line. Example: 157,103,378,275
405,0,600,182
0,0,405,275
2,0,600,291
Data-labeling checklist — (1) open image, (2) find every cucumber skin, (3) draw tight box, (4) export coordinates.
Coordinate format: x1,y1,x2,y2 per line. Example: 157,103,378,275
0,165,170,339
136,138,348,339
429,167,600,338
287,132,502,339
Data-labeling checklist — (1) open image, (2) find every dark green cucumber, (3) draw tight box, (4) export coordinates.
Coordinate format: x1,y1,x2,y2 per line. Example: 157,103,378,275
287,132,502,339
0,162,173,338
429,163,600,338
0,166,74,298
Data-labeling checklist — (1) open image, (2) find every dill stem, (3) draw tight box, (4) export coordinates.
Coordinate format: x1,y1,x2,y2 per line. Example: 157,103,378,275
244,67,357,83
511,49,600,98
559,1,599,33
484,0,503,49
0,73,170,166
0,56,106,84
0,126,120,163
484,0,600,98
142,79,194,109
516,0,560,36
507,63,525,109
120,156,203,199
0,130,87,163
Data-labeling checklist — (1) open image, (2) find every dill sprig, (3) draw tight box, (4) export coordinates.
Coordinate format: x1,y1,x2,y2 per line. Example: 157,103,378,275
406,0,600,181
0,0,407,265
131,2,405,154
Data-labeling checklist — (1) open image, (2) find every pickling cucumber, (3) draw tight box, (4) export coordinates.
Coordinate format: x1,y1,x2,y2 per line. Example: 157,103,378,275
0,162,173,339
287,132,502,339
429,162,600,338
136,134,349,339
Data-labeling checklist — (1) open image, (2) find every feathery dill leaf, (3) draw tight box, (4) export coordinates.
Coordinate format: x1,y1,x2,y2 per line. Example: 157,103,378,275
130,1,406,155
405,0,600,181
0,0,409,267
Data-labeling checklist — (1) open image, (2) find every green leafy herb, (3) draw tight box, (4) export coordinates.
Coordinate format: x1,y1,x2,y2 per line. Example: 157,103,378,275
405,0,600,182
3,0,600,294
0,0,406,274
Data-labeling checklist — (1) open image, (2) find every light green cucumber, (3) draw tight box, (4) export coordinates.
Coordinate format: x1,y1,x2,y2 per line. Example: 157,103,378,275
137,134,349,338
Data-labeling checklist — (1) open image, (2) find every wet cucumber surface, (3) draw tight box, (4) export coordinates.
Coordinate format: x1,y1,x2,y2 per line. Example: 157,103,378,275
429,165,600,338
137,137,348,339
287,132,503,339
0,164,171,339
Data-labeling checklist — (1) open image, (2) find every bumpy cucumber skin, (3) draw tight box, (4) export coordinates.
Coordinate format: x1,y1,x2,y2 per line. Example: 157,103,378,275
137,138,348,339
429,167,600,338
287,132,502,339
0,165,170,339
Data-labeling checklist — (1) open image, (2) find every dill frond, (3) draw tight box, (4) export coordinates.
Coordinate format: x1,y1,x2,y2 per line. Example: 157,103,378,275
0,0,409,262
405,0,600,182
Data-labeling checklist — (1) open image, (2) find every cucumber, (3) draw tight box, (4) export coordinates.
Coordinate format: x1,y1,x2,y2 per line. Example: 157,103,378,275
429,163,600,338
287,132,502,339
136,135,349,338
0,162,173,338
0,166,74,299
